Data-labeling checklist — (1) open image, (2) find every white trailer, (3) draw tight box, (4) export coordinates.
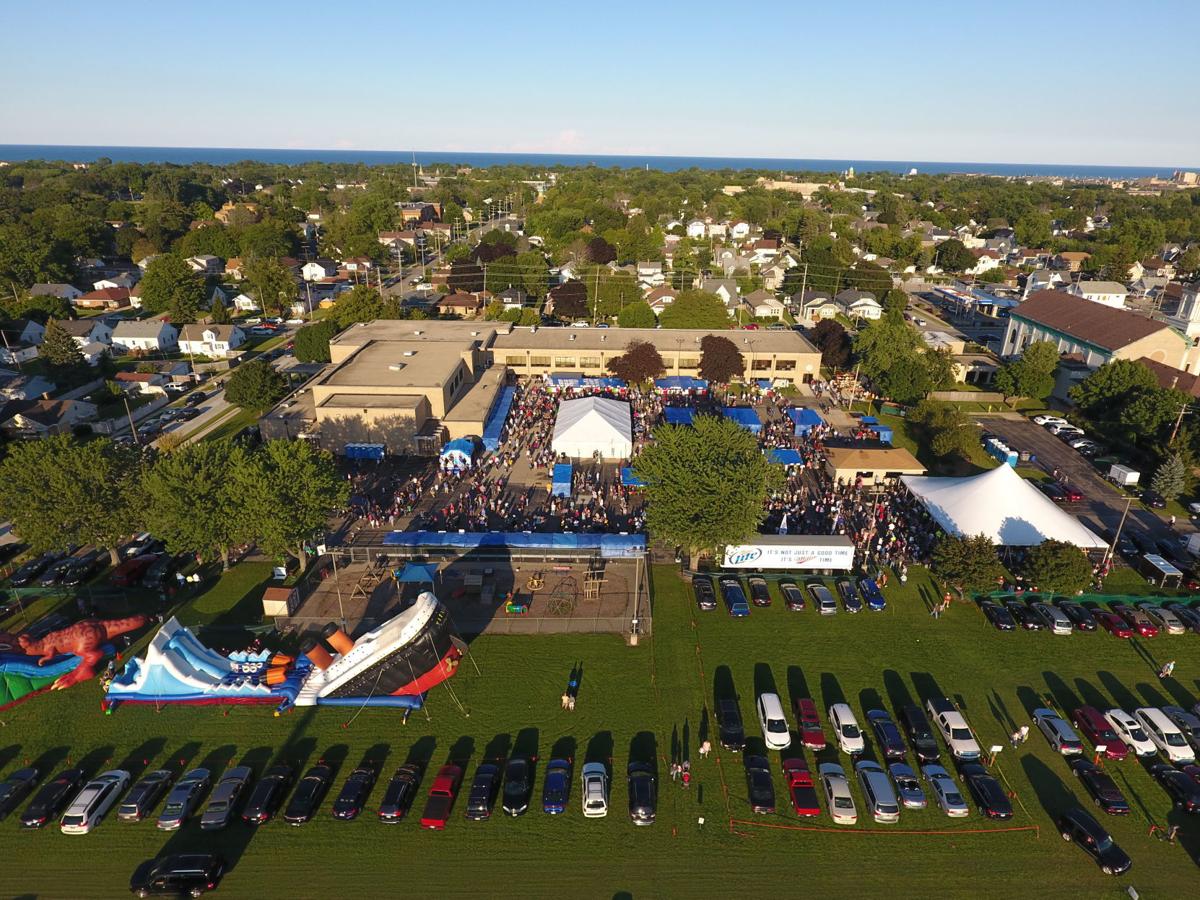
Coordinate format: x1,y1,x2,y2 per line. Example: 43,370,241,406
1108,464,1140,487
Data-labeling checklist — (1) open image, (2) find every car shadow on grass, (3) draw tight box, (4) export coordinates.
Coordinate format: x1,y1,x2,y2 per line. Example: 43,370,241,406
404,736,437,771
713,665,737,705
0,744,20,773
238,746,275,777
483,733,513,765
585,731,614,767
908,671,947,708
1097,671,1142,712
117,738,167,782
881,669,914,713
1133,681,1169,707
199,744,239,778
1042,671,1082,715
513,727,539,761
316,743,350,780
551,735,576,764
75,744,117,778
786,665,811,710
858,686,884,715
1019,753,1077,824
1071,677,1110,710
28,745,69,779
163,742,204,777
448,735,475,771
1166,807,1200,869
819,673,845,709
753,662,778,698
629,731,657,770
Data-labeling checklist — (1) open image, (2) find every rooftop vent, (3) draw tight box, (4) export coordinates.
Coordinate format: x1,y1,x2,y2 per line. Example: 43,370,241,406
388,363,406,371
413,329,423,336
403,350,417,357
569,334,576,341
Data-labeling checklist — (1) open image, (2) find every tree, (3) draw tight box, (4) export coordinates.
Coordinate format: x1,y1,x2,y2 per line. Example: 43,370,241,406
994,339,1058,400
208,297,231,324
659,290,729,329
142,439,251,570
909,399,978,459
617,301,657,329
874,352,932,405
233,439,348,573
1069,359,1156,417
882,289,909,317
243,258,297,316
138,253,207,322
1151,452,1189,502
0,435,142,565
447,262,484,293
810,319,852,369
548,281,588,320
39,318,86,376
606,341,666,384
931,534,1003,594
1023,540,1093,594
853,312,921,382
294,320,335,363
328,285,398,329
1015,212,1053,248
632,415,782,555
698,334,744,385
1118,387,1190,445
586,237,616,264
936,239,975,272
582,265,638,320
225,358,286,413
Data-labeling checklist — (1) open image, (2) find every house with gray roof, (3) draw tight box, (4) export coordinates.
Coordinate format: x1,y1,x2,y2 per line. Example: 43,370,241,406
112,319,178,353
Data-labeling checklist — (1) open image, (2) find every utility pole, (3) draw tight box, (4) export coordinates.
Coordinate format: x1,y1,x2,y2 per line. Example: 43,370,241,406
1104,496,1134,567
123,393,141,446
1169,399,1191,446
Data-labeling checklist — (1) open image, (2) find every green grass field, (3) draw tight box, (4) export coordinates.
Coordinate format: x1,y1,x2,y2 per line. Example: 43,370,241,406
0,565,1198,898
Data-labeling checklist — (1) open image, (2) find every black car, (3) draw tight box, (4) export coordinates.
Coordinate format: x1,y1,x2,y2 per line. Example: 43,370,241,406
184,391,207,407
378,765,421,823
692,575,717,612
779,580,805,611
1038,482,1068,503
283,764,332,825
744,755,775,814
61,551,107,587
464,763,500,821
1127,531,1155,555
717,697,746,751
130,853,225,898
242,764,293,825
141,553,185,590
1069,759,1129,815
502,757,533,817
866,710,907,760
1150,763,1200,813
980,600,1016,632
836,579,862,613
0,768,39,820
21,767,85,828
958,763,1012,819
1056,599,1097,632
746,576,771,608
1142,489,1167,509
899,704,940,764
627,762,656,825
37,556,75,587
0,542,25,567
1057,807,1133,875
331,765,376,820
1004,599,1042,630
118,770,174,823
8,551,63,587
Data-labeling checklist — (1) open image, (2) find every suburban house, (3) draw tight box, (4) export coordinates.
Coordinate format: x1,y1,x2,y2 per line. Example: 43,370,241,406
713,248,752,276
730,221,751,240
1,398,98,436
113,371,168,395
224,257,246,280
636,261,664,288
185,255,224,275
75,287,131,310
742,289,786,320
302,259,339,282
495,287,528,311
845,295,884,320
378,231,419,250
645,285,678,314
231,292,260,312
0,318,45,347
749,239,780,264
968,249,1002,275
796,290,842,323
29,283,82,302
1066,280,1128,309
93,272,138,291
1022,268,1070,298
1052,251,1091,272
1166,281,1200,339
700,278,739,311
0,371,56,400
57,318,113,348
112,320,179,354
177,324,246,358
435,292,483,317
760,260,792,291
686,220,706,239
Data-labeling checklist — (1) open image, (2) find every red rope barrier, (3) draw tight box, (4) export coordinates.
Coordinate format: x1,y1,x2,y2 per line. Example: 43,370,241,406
729,818,1040,838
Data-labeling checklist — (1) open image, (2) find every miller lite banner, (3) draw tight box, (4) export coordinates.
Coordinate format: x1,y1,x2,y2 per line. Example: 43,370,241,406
722,537,855,570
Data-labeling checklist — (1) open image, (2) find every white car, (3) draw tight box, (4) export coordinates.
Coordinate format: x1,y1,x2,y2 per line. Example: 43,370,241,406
1134,707,1195,764
925,697,982,760
1136,603,1185,636
757,692,792,751
855,760,901,823
1034,415,1069,427
1033,709,1084,754
922,764,969,818
580,762,608,818
60,769,130,835
1104,708,1157,757
818,762,857,825
828,703,865,755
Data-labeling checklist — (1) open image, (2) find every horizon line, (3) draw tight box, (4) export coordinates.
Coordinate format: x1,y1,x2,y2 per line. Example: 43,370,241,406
0,143,1194,173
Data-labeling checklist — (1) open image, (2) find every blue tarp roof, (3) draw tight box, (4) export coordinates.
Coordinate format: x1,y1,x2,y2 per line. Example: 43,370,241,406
620,467,645,486
723,407,762,433
382,531,647,559
755,378,772,388
482,385,516,452
547,374,625,388
396,562,439,583
440,438,475,468
767,448,803,465
860,416,879,425
552,463,573,497
655,376,708,391
663,407,695,425
787,408,824,426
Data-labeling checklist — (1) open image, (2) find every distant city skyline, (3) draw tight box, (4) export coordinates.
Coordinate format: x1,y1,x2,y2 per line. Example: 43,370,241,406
1,0,1197,168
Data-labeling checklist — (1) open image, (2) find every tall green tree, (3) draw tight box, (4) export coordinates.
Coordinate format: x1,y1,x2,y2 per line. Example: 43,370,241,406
225,358,287,413
1023,540,1093,594
633,415,782,555
909,399,978,459
931,534,1003,594
0,435,142,564
142,439,251,570
935,239,976,272
1151,452,1189,501
244,258,297,316
233,440,348,573
659,290,729,329
1069,359,1156,417
698,334,744,385
293,321,335,363
139,253,207,322
994,339,1058,400
617,301,657,329
39,318,86,376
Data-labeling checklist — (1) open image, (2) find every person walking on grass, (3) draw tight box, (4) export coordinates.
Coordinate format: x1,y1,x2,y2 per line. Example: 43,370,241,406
699,740,711,759
1159,660,1176,679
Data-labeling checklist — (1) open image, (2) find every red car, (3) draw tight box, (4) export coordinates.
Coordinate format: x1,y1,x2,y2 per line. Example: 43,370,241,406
782,758,820,817
1057,483,1084,502
1111,603,1158,638
1095,611,1133,639
794,698,826,751
1071,706,1129,761
419,765,463,830
110,553,158,587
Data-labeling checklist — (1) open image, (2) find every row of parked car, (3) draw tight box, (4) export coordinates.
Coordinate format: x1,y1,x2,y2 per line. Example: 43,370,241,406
693,574,886,617
980,594,1200,638
5,536,186,593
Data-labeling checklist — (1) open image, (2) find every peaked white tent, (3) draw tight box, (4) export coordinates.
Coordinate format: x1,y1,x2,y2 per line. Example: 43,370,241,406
551,396,632,459
901,463,1106,549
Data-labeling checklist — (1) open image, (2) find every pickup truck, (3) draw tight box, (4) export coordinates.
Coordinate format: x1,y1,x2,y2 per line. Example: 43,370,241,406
925,697,982,760
419,765,463,830
782,758,820,817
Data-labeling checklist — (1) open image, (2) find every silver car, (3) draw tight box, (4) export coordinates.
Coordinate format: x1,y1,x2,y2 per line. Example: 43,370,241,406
1031,602,1072,635
809,583,837,615
200,766,253,831
1137,603,1185,635
156,768,210,831
818,762,856,825
888,762,926,809
855,760,900,823
922,764,969,817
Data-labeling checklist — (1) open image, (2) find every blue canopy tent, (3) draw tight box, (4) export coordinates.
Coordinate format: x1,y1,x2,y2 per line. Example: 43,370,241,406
868,424,894,444
723,407,762,434
755,378,772,389
395,562,439,584
439,437,475,471
767,448,803,466
655,376,708,393
787,407,824,436
383,531,647,559
482,385,516,452
860,415,879,425
620,467,645,487
546,374,626,390
663,407,695,425
551,463,573,497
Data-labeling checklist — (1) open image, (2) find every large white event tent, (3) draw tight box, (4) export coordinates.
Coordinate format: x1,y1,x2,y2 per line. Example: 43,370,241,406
900,463,1107,549
551,396,633,459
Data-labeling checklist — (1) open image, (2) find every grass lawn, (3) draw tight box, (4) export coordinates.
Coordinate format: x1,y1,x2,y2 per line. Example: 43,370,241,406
199,406,260,443
0,565,1198,897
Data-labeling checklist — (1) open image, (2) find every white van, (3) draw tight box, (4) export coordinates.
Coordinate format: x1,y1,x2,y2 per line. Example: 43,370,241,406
757,692,791,751
1134,707,1196,764
828,703,865,755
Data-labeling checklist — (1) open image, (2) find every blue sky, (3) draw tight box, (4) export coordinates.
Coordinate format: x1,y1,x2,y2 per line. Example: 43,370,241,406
1,0,1196,166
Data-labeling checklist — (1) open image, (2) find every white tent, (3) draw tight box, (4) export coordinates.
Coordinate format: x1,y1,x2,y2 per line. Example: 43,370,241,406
551,396,633,459
901,463,1107,549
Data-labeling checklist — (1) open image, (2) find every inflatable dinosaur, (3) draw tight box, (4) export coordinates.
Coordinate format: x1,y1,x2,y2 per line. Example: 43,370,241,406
18,616,148,690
